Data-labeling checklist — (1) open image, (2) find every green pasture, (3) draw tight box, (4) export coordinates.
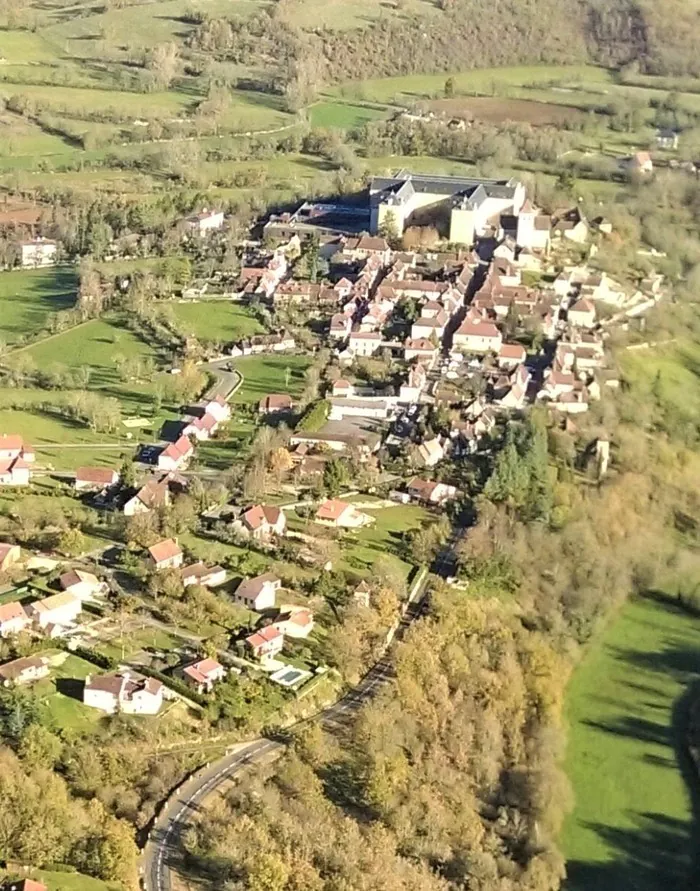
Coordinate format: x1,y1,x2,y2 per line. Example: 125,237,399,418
0,267,77,344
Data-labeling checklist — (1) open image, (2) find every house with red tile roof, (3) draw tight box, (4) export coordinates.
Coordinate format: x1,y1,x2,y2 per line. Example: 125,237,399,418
0,435,34,486
75,466,120,491
0,541,21,572
181,657,225,693
240,504,287,541
157,435,194,471
245,625,284,662
315,499,373,528
0,600,30,637
147,538,183,571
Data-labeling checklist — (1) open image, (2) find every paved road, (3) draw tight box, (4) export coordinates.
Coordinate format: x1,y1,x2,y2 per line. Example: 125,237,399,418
203,358,242,401
141,582,428,891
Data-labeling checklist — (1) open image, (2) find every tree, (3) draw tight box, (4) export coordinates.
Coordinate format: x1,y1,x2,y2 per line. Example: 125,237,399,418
18,723,62,770
146,42,179,90
378,210,400,248
58,527,86,557
444,76,455,98
323,457,351,496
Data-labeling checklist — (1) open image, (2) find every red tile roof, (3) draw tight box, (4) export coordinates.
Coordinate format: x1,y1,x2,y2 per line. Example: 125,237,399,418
148,538,182,564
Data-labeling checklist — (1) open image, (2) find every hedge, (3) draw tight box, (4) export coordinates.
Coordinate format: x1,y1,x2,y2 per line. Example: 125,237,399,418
296,399,329,433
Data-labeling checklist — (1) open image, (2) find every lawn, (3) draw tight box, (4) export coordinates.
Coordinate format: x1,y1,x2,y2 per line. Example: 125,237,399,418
34,653,106,734
562,595,700,891
3,872,118,891
338,504,431,577
170,301,264,343
231,354,313,405
309,101,388,130
0,83,192,118
0,267,77,344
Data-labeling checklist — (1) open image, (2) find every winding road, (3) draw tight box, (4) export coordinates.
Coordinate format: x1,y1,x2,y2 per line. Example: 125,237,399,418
141,581,429,891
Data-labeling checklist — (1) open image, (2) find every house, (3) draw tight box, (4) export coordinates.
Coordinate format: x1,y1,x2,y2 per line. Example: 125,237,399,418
0,541,21,572
621,151,654,175
258,393,294,415
83,671,163,715
273,606,314,639
234,572,281,611
315,499,373,528
20,237,58,268
181,562,227,587
656,128,679,150
181,413,219,442
181,657,225,693
0,435,34,486
240,504,287,541
185,209,225,235
148,538,183,571
8,878,48,891
399,364,427,403
328,397,392,421
29,592,81,630
331,378,355,398
158,435,194,471
245,625,284,662
344,235,391,262
417,437,445,468
498,343,527,369
404,337,439,365
202,395,231,424
0,655,50,686
407,477,457,505
353,580,372,608
75,466,119,492
348,332,383,357
453,318,503,354
330,313,352,339
0,601,30,637
411,313,447,341
123,475,171,516
494,364,531,410
59,569,104,600
568,298,596,328
552,208,589,244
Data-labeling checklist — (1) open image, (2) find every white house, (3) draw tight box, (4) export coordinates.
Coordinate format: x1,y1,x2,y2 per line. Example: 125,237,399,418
315,499,373,528
407,478,457,505
0,435,34,486
272,606,314,639
20,238,58,268
348,332,382,357
404,337,439,365
29,592,81,631
75,466,119,492
185,209,225,235
234,572,281,612
181,657,225,693
0,601,30,637
245,626,284,663
497,343,527,369
83,671,163,715
568,298,596,328
180,562,227,588
239,505,287,541
453,318,502,354
157,435,194,471
59,569,104,601
417,437,445,468
148,538,183,571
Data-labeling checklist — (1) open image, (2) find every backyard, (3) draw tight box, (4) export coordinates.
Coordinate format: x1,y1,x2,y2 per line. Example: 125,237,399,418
562,594,700,891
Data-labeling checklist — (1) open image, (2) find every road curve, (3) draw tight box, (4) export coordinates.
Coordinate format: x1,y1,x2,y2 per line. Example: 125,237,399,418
141,585,428,891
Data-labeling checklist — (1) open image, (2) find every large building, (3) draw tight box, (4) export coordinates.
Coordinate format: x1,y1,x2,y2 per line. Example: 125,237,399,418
369,171,526,244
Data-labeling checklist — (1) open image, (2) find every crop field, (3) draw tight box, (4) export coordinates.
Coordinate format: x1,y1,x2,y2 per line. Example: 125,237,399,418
419,96,587,126
0,266,77,344
562,595,700,891
170,302,265,343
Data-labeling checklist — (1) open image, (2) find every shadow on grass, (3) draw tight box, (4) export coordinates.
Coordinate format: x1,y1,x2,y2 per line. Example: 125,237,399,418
55,677,85,701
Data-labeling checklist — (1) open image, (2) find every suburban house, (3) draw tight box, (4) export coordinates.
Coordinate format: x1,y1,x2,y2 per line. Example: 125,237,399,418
497,343,527,369
234,572,281,611
185,209,225,234
202,395,231,423
75,466,119,492
0,541,21,572
123,476,171,516
453,318,503,354
258,393,294,415
0,435,35,486
621,151,654,175
181,657,225,693
552,208,589,244
353,580,372,607
245,625,284,663
157,435,194,471
20,237,58,268
330,313,353,339
656,128,679,150
59,569,104,600
0,655,50,686
315,499,373,528
28,592,81,631
180,562,227,587
348,332,383,357
240,504,287,541
407,477,457,505
83,671,164,714
417,437,445,468
272,606,314,639
404,337,439,365
568,298,596,328
182,412,219,442
0,601,31,637
148,538,183,571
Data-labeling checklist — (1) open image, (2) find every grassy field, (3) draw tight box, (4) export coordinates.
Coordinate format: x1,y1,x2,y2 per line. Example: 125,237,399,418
1,871,117,891
231,354,313,405
339,504,431,577
170,301,264,343
562,595,700,891
34,653,105,734
0,267,77,344
309,101,388,129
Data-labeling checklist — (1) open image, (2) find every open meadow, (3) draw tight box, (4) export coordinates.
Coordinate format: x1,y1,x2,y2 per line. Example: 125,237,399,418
562,595,700,891
0,267,77,345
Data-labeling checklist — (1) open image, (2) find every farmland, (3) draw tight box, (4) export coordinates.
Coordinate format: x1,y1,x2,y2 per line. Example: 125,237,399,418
0,267,77,345
418,96,587,126
562,595,700,891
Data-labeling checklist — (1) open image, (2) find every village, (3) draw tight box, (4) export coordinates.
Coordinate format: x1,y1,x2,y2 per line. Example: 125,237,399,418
0,169,664,732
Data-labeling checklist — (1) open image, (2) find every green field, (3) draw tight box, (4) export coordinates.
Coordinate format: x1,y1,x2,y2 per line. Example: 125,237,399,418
309,101,388,129
170,302,264,343
339,504,431,577
0,267,77,344
562,595,700,891
231,354,313,405
2,871,118,891
34,653,106,734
